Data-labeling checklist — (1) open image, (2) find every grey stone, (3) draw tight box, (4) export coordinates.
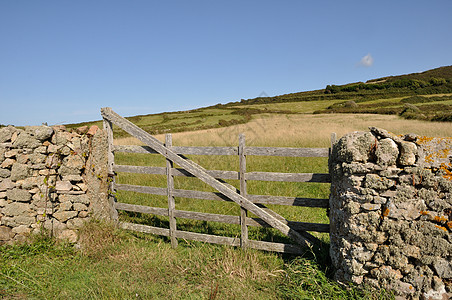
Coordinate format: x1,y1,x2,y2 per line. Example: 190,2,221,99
369,127,404,144
34,146,47,154
0,226,14,241
73,203,88,211
78,210,89,218
4,149,20,158
10,163,30,181
0,126,16,143
0,148,5,163
57,229,77,243
361,203,381,211
398,141,417,166
30,153,46,164
11,225,31,235
59,201,73,211
60,194,90,204
433,259,452,279
375,138,399,166
12,132,41,149
364,174,395,190
34,126,54,141
47,144,60,153
0,178,15,191
63,155,85,170
6,188,31,202
0,158,15,168
53,210,77,222
45,154,60,169
19,177,40,190
3,202,30,216
62,174,83,182
333,131,376,163
0,168,11,178
55,180,72,192
67,218,84,229
52,131,71,146
16,154,29,164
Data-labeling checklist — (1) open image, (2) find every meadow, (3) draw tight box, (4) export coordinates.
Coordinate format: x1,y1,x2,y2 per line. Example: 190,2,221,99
2,108,451,299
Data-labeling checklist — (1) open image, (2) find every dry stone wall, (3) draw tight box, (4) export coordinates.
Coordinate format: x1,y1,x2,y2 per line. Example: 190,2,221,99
330,127,452,299
0,124,114,244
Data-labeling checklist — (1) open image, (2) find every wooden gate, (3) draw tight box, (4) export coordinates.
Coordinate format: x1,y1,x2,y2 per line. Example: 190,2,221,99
101,107,334,254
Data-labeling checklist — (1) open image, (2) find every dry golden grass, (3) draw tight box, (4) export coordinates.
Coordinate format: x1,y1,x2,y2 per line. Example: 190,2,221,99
115,113,452,148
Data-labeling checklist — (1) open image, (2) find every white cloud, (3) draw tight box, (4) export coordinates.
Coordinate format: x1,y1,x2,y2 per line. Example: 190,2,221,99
359,53,374,67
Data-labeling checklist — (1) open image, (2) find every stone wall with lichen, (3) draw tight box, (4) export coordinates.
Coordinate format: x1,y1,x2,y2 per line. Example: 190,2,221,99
0,124,115,244
329,127,451,299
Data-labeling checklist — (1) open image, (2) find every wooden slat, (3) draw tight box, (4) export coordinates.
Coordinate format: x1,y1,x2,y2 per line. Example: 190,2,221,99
101,107,311,248
115,183,328,208
172,146,238,156
115,183,167,196
115,202,328,232
120,222,304,254
246,172,331,183
115,202,168,216
113,143,330,158
247,240,304,254
114,165,166,175
113,145,238,156
175,230,241,246
245,147,329,157
114,164,239,180
115,164,330,183
113,145,159,154
247,218,329,232
173,189,233,202
174,210,240,224
119,222,170,236
246,194,329,208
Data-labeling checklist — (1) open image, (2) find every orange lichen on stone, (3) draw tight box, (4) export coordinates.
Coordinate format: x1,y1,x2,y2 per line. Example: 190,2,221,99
447,222,452,229
440,163,452,181
420,210,429,216
435,225,448,232
416,136,434,144
382,207,390,217
433,215,448,223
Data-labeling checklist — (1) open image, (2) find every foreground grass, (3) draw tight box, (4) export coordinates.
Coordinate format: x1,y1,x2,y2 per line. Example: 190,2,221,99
0,222,394,299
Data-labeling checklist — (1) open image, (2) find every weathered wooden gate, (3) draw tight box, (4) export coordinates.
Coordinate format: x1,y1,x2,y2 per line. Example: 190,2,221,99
101,107,334,254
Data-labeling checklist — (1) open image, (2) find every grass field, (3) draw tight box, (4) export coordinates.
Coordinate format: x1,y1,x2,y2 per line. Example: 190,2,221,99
2,107,451,298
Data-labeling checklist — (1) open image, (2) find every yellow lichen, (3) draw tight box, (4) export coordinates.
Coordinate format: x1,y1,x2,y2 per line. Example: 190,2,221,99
447,222,452,230
420,211,429,216
433,215,448,223
435,225,448,232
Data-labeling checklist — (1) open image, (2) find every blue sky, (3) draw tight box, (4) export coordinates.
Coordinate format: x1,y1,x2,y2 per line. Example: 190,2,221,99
1,1,451,126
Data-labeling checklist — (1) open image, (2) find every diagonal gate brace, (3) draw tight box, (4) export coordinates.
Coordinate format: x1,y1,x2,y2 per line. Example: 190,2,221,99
101,107,311,248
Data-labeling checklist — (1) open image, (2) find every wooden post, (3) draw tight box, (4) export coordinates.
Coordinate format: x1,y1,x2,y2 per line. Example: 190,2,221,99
239,134,248,249
331,132,337,149
166,134,178,248
103,118,118,221
330,132,337,159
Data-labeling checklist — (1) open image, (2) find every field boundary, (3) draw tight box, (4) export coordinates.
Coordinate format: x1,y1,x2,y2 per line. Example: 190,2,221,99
101,107,333,254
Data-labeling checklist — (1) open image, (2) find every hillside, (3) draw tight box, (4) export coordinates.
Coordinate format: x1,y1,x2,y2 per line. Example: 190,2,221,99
222,65,452,106
64,65,452,136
